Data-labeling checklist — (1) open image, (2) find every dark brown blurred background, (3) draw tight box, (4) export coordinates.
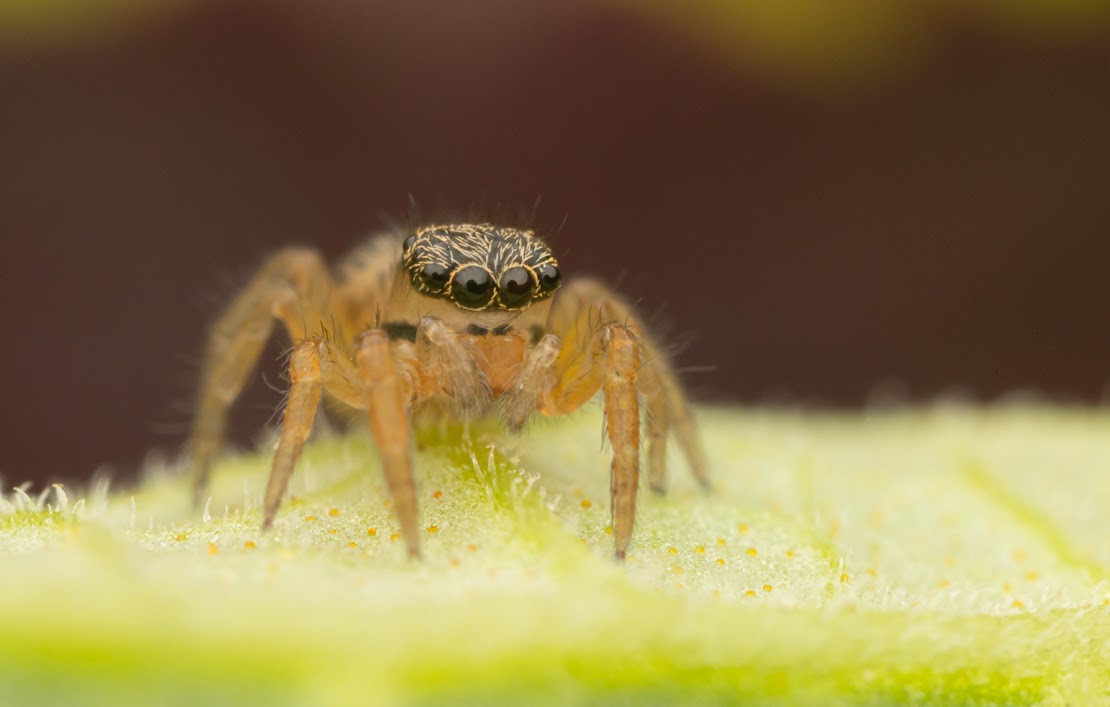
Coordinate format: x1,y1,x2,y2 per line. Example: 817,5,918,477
2,0,1109,487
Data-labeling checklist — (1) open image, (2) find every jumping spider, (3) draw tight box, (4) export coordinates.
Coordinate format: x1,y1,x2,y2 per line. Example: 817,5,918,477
187,224,708,559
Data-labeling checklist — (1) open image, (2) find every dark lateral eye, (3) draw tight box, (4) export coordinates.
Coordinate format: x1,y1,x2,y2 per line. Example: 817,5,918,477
420,263,450,293
451,266,494,308
536,263,561,293
402,234,416,252
499,267,534,308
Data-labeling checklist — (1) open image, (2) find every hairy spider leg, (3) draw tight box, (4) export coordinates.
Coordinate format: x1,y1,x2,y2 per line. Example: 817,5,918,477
261,338,365,530
545,279,709,495
259,316,497,558
356,331,422,558
188,248,333,505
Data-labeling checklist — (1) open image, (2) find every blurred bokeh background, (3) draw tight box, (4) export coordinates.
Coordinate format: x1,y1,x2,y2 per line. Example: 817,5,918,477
2,0,1109,487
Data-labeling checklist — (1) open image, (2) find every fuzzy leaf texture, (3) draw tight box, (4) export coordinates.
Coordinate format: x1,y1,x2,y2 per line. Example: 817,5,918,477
2,405,1110,706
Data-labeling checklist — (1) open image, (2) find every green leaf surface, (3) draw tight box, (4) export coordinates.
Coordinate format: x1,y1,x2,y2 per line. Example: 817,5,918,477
3,405,1109,705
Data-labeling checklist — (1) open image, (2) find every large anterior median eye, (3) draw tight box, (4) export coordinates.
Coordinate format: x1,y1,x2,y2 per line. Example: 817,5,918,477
420,263,450,293
499,267,534,308
451,266,494,308
536,263,561,294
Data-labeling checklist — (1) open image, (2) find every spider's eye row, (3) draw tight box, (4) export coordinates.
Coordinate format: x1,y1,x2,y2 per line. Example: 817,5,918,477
536,263,561,293
451,266,494,308
499,267,534,308
421,263,450,292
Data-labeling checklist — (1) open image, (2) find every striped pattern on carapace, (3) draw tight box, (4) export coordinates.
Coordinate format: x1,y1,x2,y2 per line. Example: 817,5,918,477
403,224,560,310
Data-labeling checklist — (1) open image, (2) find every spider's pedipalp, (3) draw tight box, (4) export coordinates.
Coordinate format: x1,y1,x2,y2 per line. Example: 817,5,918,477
500,333,560,434
416,316,491,419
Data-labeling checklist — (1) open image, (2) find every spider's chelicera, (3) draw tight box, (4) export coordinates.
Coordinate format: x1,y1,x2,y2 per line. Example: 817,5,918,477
187,222,707,560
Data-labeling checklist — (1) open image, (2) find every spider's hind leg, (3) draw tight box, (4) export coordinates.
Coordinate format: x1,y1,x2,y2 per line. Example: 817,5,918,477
188,248,332,506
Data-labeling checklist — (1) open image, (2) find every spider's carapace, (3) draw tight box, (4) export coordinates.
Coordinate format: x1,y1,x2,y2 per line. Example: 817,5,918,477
188,224,708,558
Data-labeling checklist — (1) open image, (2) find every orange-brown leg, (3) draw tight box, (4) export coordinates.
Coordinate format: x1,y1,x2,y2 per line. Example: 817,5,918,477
357,330,421,558
603,325,641,560
532,279,710,557
260,338,366,529
188,248,332,505
262,341,322,528
546,279,709,494
528,319,640,559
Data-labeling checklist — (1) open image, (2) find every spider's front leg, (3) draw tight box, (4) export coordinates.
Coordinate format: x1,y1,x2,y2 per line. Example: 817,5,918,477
260,317,483,559
520,321,641,559
258,331,424,557
521,279,709,559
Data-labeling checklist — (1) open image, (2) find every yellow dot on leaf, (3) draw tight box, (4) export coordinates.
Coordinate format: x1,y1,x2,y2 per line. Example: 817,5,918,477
762,584,773,592
716,538,726,546
867,568,877,577
604,526,613,535
738,523,750,534
785,550,795,558
938,579,951,588
206,543,218,556
1013,600,1025,609
390,533,400,541
174,532,187,542
328,508,340,517
347,542,357,548
304,515,316,522
1025,571,1039,581
747,548,758,557
450,558,461,567
667,547,678,555
467,544,478,552
840,573,850,583
427,525,439,533
433,491,443,499
367,528,377,536
673,565,684,575
581,499,592,509
715,558,725,566
744,589,757,597
695,545,705,554
244,541,257,550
